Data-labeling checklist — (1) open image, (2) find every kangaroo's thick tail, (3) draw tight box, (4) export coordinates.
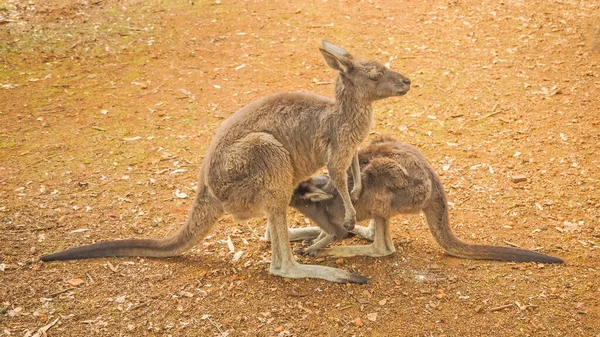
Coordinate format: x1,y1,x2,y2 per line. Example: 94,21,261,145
422,172,564,264
40,186,224,261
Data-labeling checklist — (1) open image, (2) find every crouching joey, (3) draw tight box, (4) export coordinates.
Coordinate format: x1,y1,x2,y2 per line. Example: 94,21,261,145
289,136,564,264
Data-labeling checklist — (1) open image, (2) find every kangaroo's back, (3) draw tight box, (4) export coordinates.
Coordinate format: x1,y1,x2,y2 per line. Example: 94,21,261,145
205,92,334,184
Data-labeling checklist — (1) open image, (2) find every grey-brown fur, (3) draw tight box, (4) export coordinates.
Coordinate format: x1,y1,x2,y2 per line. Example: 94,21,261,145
290,137,564,264
40,41,411,284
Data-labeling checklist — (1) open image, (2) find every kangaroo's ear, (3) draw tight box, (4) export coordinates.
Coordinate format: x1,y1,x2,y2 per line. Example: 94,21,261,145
303,190,333,202
319,40,353,74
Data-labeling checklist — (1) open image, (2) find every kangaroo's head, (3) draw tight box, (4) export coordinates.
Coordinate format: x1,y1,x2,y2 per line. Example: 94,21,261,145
319,40,411,103
290,175,346,229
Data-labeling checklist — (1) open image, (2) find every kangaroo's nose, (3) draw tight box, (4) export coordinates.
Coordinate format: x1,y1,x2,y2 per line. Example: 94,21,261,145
403,77,411,85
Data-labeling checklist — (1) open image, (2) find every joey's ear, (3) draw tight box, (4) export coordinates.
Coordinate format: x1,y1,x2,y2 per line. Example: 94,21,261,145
319,40,353,73
311,174,331,188
303,190,333,202
321,40,350,57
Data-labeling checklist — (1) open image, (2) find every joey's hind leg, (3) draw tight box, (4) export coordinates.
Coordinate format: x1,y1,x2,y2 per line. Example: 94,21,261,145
262,224,322,242
316,217,395,258
300,222,351,256
352,219,376,241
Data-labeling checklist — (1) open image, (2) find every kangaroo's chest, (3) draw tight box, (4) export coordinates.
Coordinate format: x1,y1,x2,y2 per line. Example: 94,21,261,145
338,106,374,145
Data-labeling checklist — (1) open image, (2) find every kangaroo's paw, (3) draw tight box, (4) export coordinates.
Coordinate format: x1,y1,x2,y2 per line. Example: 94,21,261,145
350,186,362,202
343,216,357,231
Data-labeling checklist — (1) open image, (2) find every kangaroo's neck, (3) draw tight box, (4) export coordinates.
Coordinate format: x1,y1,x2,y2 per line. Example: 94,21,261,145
333,74,373,118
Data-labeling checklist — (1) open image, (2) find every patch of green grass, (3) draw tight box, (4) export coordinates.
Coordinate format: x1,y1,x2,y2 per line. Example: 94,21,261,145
132,56,150,66
126,72,141,81
0,138,15,149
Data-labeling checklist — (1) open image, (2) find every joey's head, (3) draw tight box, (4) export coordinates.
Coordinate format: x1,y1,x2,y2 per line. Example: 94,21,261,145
319,40,411,103
290,175,346,228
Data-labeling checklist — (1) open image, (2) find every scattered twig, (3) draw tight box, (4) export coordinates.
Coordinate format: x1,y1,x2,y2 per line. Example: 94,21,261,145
130,302,148,311
17,154,60,173
71,39,83,49
475,110,502,121
246,223,262,241
47,287,75,298
452,207,482,212
474,103,500,121
397,55,431,59
435,86,449,93
207,317,224,334
314,81,334,85
106,261,118,273
503,241,521,248
85,272,95,284
0,177,9,184
138,81,167,98
31,318,59,337
489,303,514,312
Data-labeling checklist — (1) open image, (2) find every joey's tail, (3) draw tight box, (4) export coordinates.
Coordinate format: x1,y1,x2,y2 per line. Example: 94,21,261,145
40,186,224,261
422,172,563,264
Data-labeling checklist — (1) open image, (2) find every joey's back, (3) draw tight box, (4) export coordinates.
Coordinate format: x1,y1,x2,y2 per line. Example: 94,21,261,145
357,140,434,217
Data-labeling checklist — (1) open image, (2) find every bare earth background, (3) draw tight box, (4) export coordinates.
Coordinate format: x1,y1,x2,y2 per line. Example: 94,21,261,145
1,0,599,336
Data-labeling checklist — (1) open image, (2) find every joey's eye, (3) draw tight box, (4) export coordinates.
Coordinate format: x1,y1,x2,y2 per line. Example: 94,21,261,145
369,72,383,81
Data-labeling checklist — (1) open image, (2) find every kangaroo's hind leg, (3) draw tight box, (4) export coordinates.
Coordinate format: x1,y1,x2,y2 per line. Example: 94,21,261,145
266,204,368,283
223,132,368,283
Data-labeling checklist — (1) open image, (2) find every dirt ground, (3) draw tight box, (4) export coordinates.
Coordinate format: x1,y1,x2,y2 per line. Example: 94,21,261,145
1,0,599,336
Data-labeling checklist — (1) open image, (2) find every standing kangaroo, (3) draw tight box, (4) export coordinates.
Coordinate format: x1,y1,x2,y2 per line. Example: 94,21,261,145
290,136,564,264
40,41,412,284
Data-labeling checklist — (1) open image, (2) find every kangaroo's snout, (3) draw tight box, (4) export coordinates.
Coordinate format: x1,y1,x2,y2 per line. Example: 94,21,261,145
395,74,411,96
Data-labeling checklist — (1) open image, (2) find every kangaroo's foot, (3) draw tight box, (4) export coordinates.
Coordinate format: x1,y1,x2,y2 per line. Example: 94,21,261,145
270,261,369,284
